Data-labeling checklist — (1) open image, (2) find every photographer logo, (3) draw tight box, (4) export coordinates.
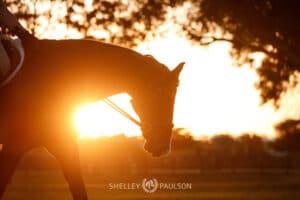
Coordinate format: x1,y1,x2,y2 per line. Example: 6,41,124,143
109,178,191,193
142,178,158,193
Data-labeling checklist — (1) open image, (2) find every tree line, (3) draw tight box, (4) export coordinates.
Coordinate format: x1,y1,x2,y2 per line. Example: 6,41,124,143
18,119,300,174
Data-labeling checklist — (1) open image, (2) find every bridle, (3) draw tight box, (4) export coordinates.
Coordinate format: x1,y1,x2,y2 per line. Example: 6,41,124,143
103,97,141,127
0,38,24,87
104,97,174,139
103,84,177,131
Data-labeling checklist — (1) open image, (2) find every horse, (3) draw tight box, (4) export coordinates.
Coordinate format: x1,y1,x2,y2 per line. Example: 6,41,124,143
0,35,184,200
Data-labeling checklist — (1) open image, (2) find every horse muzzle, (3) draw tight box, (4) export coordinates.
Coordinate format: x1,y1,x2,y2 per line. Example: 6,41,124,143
144,141,171,157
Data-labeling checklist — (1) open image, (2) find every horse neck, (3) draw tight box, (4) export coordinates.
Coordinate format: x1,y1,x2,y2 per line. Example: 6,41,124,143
25,39,164,100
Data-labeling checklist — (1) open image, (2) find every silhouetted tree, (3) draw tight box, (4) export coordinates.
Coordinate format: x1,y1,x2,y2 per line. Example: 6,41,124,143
238,134,264,156
237,134,265,169
171,128,195,151
210,134,236,169
183,0,300,106
4,0,182,47
274,119,300,153
273,119,300,171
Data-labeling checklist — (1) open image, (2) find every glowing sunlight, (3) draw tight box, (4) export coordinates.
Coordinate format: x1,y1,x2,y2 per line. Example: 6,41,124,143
74,95,140,138
20,1,295,139
73,31,290,139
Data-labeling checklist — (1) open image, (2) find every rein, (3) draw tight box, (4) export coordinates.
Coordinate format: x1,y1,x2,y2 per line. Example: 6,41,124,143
0,39,24,87
103,98,142,127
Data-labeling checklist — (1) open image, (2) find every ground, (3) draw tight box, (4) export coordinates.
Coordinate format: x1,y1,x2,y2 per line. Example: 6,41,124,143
2,169,300,200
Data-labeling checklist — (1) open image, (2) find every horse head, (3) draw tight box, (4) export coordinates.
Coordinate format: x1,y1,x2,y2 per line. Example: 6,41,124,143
131,61,184,157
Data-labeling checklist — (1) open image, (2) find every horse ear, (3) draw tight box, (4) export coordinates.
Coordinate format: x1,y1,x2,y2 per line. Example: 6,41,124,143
172,62,185,78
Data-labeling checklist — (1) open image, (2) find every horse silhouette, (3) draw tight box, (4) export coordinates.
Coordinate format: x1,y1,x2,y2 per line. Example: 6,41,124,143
0,36,184,200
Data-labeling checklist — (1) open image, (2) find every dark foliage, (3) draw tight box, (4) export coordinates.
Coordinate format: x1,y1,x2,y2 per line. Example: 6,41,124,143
274,119,300,153
3,0,183,47
184,0,300,106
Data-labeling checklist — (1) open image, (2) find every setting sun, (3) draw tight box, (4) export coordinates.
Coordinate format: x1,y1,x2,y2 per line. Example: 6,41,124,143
74,95,141,138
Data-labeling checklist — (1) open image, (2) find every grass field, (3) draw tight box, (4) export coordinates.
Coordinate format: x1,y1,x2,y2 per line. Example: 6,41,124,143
3,170,300,200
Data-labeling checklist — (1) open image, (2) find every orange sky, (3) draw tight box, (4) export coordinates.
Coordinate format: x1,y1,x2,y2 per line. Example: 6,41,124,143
73,30,300,139
20,2,300,139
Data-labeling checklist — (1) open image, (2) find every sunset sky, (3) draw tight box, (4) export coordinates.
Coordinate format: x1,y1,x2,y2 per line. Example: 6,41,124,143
73,29,300,139
18,1,300,139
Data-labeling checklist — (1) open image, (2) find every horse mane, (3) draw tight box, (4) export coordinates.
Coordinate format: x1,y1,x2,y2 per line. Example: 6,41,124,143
143,54,170,74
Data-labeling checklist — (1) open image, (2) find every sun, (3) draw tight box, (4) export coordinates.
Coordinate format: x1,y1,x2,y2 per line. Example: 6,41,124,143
74,103,104,138
73,94,141,138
